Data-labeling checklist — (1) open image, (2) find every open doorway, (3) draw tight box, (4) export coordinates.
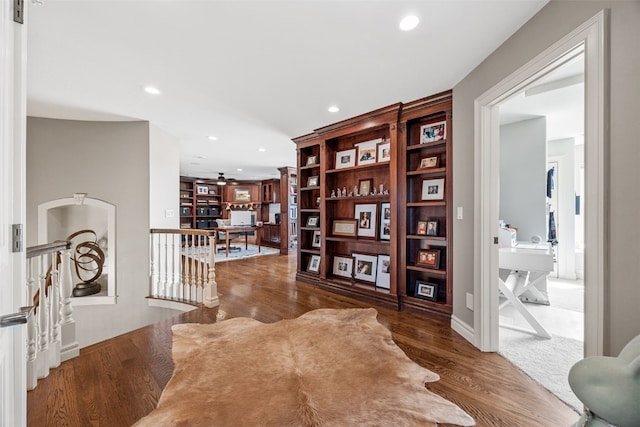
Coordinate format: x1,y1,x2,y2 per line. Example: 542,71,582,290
496,51,585,410
473,8,607,413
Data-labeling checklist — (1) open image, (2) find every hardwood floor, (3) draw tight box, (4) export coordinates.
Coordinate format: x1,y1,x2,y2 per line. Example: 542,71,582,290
27,253,579,426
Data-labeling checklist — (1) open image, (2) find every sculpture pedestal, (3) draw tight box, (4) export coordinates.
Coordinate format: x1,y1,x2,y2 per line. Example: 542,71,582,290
72,282,101,297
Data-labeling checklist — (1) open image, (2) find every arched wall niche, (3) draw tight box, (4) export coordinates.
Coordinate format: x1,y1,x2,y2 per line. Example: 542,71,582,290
38,195,117,305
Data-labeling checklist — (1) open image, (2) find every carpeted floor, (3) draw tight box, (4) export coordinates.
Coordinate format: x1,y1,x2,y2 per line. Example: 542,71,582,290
499,327,583,412
213,244,279,263
183,244,280,263
499,278,584,412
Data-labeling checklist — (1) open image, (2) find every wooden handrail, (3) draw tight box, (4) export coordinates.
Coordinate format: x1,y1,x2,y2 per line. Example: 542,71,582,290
27,241,71,259
150,228,215,237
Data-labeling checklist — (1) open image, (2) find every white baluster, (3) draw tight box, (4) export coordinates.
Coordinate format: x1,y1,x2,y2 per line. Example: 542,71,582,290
59,248,79,362
203,233,219,308
37,255,50,379
26,258,38,390
149,233,158,297
49,251,61,369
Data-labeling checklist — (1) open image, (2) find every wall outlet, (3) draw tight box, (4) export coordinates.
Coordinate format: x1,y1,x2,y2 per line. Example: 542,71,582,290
466,292,474,311
165,209,175,218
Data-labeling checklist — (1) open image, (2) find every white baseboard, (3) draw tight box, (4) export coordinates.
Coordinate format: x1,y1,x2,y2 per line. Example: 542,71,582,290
451,315,476,347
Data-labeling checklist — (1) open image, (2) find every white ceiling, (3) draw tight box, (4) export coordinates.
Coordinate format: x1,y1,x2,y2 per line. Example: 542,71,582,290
26,0,549,181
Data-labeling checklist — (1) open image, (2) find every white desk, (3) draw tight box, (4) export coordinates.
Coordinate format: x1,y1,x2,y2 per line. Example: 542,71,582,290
499,243,554,339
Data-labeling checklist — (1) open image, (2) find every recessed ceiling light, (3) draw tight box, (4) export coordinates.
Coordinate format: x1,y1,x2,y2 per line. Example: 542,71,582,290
328,106,340,113
207,136,218,141
195,155,207,159
237,168,243,172
144,86,161,95
258,148,266,152
399,15,419,31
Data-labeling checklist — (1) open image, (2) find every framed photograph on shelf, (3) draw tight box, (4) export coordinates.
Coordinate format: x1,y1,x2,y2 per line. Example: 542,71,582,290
311,230,321,248
416,248,440,269
332,255,354,279
421,178,445,200
379,202,391,241
426,220,438,236
419,155,440,169
355,139,380,166
196,185,209,195
306,155,317,166
420,120,446,144
416,220,428,235
376,254,391,289
332,219,358,237
377,141,391,163
354,203,377,238
306,216,319,228
358,178,372,196
307,175,319,187
415,281,438,301
335,148,356,169
353,253,378,283
307,255,321,273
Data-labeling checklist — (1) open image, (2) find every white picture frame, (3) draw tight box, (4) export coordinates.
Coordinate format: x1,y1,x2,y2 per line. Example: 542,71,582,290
311,230,321,248
421,178,445,201
355,139,380,166
335,148,356,169
307,255,321,273
332,255,354,278
379,202,391,241
419,120,446,144
376,255,391,289
353,253,378,283
354,203,377,238
377,141,391,163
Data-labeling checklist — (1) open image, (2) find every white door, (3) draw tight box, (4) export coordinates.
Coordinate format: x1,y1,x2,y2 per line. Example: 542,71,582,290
0,0,28,425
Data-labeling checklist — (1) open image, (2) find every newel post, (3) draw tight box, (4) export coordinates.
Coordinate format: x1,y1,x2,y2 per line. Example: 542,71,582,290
202,234,219,308
59,248,79,361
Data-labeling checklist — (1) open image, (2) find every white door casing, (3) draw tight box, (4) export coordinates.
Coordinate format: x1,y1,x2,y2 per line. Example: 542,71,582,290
0,0,28,425
474,10,607,357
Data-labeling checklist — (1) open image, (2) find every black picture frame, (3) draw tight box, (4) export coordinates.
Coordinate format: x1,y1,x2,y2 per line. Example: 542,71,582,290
415,280,438,301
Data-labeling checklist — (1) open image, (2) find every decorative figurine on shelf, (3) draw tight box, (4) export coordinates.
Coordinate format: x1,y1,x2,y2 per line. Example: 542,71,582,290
331,190,336,198
342,187,347,197
354,185,359,197
379,184,384,194
371,187,377,196
348,191,353,197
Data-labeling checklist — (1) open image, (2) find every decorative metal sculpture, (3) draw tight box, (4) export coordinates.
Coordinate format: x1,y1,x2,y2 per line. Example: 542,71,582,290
67,229,105,297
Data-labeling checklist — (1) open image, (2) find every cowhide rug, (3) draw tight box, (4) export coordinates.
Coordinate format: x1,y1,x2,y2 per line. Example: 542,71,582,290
134,308,475,426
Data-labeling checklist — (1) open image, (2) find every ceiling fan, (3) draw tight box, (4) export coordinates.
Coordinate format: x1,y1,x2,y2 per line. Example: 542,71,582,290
216,172,237,186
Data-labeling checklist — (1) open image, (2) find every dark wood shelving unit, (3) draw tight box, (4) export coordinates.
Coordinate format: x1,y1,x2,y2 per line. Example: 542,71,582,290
293,90,454,321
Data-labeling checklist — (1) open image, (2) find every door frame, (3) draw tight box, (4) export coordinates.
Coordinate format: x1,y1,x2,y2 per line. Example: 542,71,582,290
474,10,608,357
0,0,29,425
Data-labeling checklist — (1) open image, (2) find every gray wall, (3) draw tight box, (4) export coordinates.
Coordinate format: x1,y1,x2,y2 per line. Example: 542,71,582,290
27,118,177,347
499,118,547,242
149,124,180,228
453,0,640,355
